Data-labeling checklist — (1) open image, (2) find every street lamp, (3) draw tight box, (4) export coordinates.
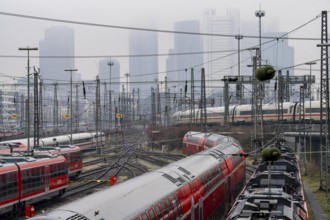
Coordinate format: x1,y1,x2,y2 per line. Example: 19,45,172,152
65,68,78,145
18,47,38,152
255,10,265,67
305,61,316,162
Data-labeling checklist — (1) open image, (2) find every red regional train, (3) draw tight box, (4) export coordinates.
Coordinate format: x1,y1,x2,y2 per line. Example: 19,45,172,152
30,132,246,220
0,132,105,178
0,154,68,217
182,131,239,155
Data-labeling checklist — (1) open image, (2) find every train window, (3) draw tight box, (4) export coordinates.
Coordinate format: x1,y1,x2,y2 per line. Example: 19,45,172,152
154,205,162,218
22,167,44,194
240,111,251,115
165,198,173,211
159,201,167,214
141,213,148,220
0,172,18,201
148,208,156,220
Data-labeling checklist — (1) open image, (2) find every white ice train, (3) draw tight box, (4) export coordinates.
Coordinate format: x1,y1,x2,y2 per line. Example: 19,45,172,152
0,132,105,151
173,101,321,125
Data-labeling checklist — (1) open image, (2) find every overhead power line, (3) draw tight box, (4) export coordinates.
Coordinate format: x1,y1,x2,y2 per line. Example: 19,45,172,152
0,11,322,41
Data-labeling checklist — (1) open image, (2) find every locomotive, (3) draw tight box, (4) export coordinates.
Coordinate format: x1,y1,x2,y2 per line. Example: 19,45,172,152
0,154,69,217
226,144,309,220
30,132,246,220
173,100,321,126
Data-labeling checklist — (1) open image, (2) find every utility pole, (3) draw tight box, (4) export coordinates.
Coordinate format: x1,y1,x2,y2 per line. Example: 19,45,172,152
305,61,317,162
137,88,140,122
190,69,195,124
76,84,79,132
20,94,24,129
33,67,39,147
255,9,265,66
65,68,78,145
165,77,170,126
200,68,207,131
95,75,101,154
107,61,114,129
18,47,38,152
151,87,156,150
53,82,58,135
132,89,135,123
235,34,243,104
317,10,330,195
157,81,161,125
39,78,43,138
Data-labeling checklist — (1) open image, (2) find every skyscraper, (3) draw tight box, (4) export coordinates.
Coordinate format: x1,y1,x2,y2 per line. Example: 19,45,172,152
129,30,158,99
203,9,239,94
166,20,203,102
39,26,75,83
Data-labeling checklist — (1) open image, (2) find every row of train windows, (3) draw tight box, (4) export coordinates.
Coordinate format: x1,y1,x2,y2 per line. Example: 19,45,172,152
22,167,45,194
0,172,18,201
136,194,182,220
50,163,67,178
239,110,289,115
200,166,221,194
70,152,82,162
73,138,92,144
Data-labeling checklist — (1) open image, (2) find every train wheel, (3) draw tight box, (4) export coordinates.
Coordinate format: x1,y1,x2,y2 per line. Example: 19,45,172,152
59,189,66,197
13,202,25,218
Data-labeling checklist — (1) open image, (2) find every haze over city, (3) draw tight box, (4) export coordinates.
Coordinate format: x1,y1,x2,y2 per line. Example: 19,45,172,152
0,0,328,85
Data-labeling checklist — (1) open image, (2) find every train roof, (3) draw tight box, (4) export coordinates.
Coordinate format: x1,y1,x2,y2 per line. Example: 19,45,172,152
32,135,243,220
227,188,303,219
36,171,181,219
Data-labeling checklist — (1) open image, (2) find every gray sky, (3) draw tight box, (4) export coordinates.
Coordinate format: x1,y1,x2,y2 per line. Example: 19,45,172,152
0,0,328,84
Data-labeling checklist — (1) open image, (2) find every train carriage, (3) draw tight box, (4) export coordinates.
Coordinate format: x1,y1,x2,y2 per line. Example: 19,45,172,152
0,154,69,217
33,145,82,178
226,145,308,220
173,101,322,126
182,131,239,156
30,133,246,220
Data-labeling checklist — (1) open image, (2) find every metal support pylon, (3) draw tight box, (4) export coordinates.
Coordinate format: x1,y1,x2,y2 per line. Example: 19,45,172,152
319,10,330,195
251,54,264,153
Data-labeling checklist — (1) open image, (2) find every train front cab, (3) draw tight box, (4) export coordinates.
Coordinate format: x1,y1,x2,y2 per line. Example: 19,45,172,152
0,155,68,217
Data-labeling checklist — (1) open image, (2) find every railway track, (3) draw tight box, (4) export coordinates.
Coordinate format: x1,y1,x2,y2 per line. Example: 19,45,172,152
32,144,183,215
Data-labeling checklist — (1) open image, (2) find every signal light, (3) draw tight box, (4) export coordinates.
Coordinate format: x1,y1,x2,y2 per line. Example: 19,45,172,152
109,176,117,186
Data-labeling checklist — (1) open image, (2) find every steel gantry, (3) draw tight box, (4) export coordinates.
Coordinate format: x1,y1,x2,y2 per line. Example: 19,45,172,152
222,68,265,155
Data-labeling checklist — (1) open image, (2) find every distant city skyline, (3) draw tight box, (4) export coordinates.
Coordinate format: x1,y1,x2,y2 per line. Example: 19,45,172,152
0,0,327,97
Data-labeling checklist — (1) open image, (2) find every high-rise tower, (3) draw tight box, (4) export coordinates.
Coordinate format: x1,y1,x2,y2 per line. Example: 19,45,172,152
166,20,203,96
129,30,158,99
39,26,75,83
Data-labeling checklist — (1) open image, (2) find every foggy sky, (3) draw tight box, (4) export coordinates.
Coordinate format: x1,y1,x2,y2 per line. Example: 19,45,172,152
0,0,328,84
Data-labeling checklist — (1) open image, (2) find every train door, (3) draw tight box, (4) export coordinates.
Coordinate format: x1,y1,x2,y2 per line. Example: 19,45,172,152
231,105,238,124
197,199,203,220
292,102,299,123
45,165,49,192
